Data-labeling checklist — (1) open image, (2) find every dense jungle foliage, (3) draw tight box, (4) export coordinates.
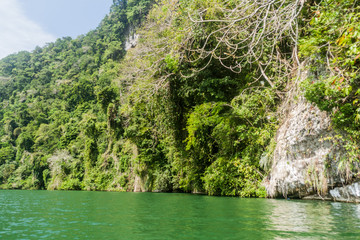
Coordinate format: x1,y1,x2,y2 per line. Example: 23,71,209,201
0,0,358,197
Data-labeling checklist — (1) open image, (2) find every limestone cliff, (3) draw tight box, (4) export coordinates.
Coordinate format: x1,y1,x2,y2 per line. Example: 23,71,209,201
265,70,360,202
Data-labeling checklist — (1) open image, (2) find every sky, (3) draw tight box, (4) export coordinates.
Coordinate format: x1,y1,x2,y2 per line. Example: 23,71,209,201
0,0,113,59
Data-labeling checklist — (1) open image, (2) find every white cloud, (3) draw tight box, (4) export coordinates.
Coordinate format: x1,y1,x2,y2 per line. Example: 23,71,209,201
0,0,56,59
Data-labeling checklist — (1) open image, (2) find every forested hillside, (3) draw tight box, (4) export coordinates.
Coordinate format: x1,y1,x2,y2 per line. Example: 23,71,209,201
0,0,359,198
0,0,153,191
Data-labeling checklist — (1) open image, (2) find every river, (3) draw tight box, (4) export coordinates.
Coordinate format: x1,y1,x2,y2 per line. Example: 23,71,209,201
0,190,359,239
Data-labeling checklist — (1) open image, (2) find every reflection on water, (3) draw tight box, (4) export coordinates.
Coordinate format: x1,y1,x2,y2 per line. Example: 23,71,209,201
268,200,332,239
267,199,360,239
1,190,360,239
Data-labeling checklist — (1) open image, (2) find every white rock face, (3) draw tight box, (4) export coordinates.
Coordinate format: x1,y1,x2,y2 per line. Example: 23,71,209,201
263,64,360,201
264,94,347,198
125,33,139,51
330,182,360,203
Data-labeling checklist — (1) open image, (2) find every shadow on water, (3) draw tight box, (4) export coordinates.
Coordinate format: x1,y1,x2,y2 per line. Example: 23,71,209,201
0,190,360,239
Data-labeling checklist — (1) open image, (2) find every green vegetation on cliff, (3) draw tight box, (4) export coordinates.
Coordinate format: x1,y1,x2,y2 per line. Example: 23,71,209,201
0,0,154,191
0,0,359,196
301,0,360,176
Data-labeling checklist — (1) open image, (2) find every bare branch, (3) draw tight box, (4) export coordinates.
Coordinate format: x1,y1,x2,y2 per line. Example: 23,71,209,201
182,0,305,88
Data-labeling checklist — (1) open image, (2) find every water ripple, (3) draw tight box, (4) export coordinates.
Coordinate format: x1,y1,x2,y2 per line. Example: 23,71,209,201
0,191,359,239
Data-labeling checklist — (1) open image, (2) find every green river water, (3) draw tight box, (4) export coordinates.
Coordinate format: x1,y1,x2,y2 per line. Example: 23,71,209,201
0,190,359,239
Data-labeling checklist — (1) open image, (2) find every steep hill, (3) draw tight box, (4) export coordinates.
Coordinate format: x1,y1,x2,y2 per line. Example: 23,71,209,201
0,0,359,201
